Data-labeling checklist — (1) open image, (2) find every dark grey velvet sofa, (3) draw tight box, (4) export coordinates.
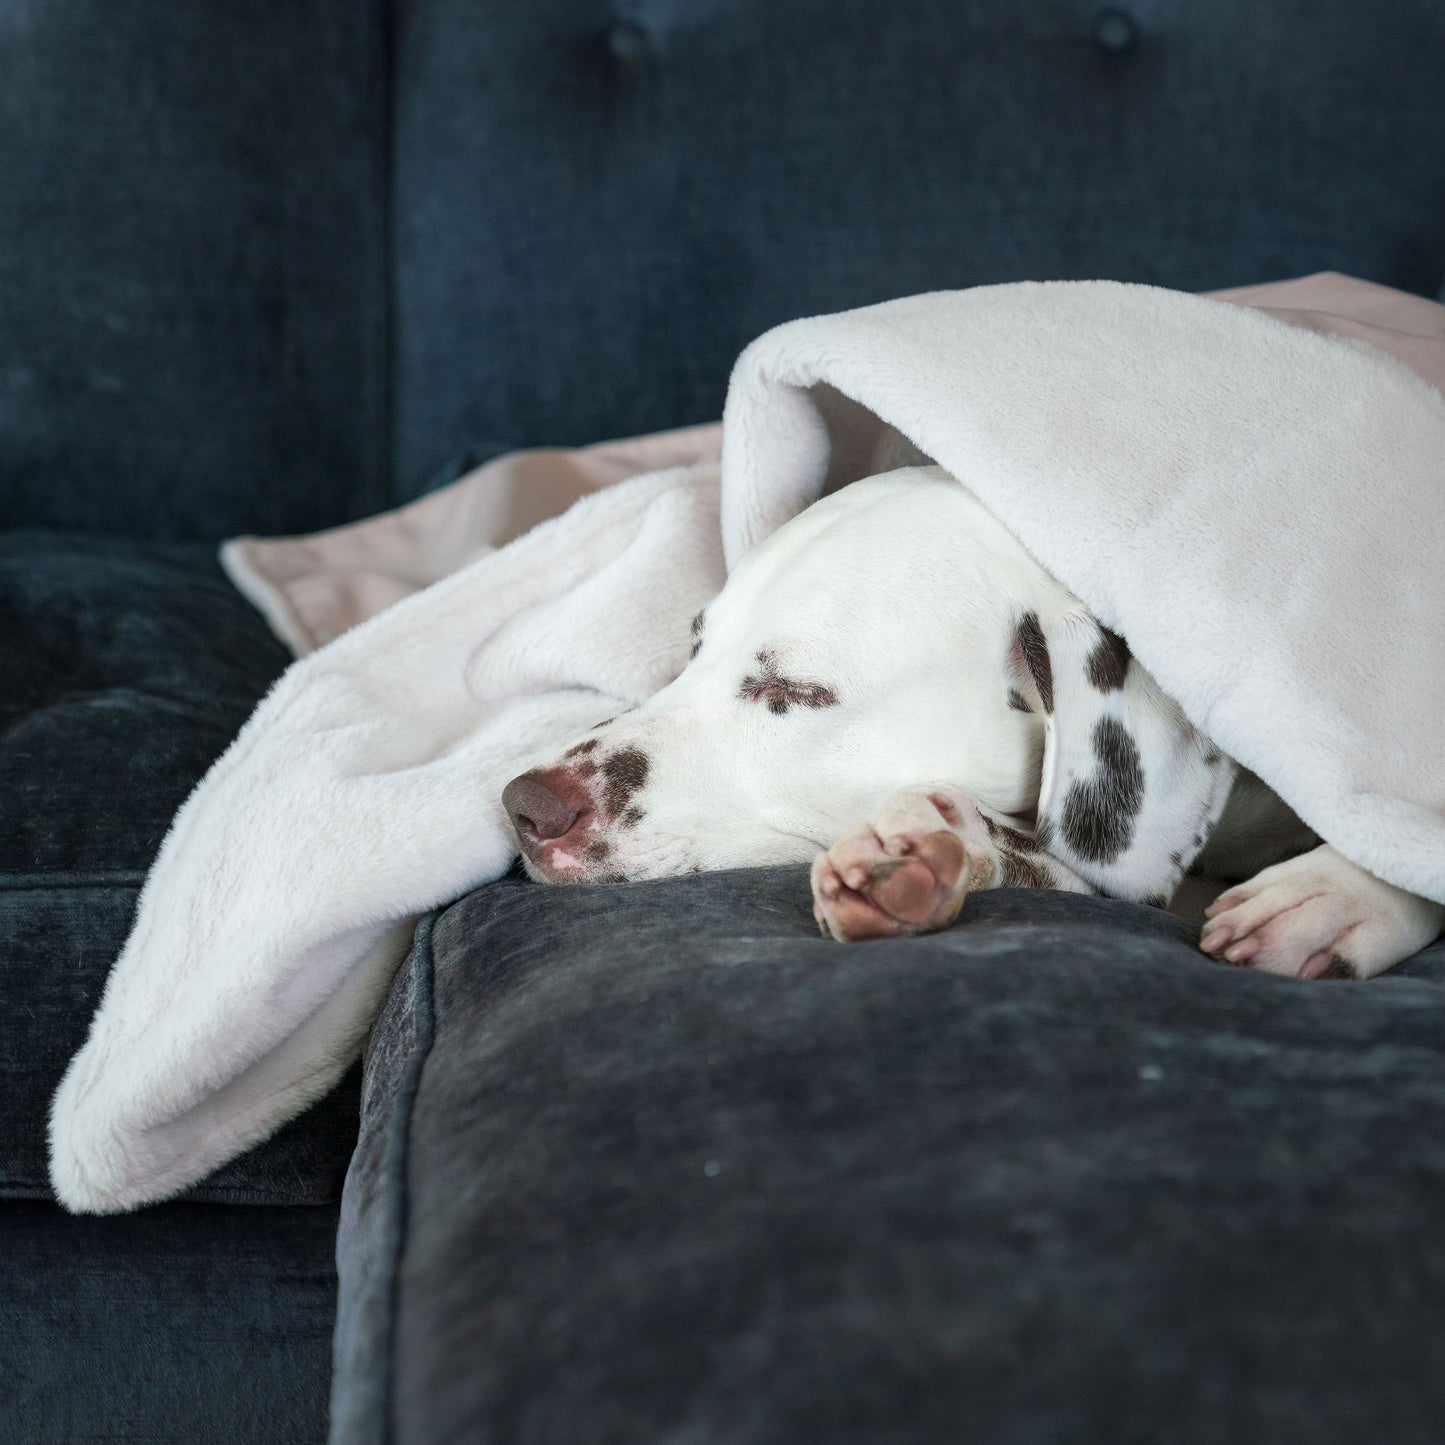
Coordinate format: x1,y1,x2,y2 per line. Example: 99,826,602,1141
3,3,1444,1442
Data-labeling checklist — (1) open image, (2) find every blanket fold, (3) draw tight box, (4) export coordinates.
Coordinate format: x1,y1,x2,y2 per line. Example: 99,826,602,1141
50,463,724,1211
50,273,1445,1213
720,280,1445,904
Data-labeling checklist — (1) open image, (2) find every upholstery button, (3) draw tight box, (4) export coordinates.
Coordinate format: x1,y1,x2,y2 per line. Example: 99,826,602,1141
606,20,652,65
1091,7,1139,54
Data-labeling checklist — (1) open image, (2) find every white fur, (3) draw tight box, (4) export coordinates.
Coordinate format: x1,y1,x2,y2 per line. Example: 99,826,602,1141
512,469,1225,901
1200,846,1442,979
49,281,1445,1213
513,473,1074,885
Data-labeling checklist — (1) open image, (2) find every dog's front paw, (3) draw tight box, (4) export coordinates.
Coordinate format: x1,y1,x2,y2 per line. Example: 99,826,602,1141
1198,847,1442,980
811,789,993,942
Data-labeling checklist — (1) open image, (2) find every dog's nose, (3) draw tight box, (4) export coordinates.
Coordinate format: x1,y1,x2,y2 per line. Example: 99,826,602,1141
502,769,593,851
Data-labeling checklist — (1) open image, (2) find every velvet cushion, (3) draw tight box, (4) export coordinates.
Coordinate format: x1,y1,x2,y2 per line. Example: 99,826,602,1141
333,869,1445,1445
0,530,359,1204
0,1199,339,1444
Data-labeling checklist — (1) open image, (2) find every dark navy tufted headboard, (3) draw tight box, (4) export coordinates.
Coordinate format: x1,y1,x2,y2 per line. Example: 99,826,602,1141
389,0,1445,496
1,0,1442,536
0,1,389,540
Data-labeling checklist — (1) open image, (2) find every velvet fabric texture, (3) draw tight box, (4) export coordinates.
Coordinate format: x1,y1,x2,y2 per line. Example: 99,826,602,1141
0,532,360,1204
333,872,1445,1444
7,0,1445,1438
391,0,1445,492
1,1200,340,1444
6,2,1443,530
0,0,388,540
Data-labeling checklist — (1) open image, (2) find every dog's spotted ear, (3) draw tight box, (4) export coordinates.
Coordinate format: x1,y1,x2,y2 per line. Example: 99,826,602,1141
1014,608,1235,905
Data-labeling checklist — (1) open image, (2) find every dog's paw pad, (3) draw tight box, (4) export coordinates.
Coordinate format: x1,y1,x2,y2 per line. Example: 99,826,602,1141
812,806,979,943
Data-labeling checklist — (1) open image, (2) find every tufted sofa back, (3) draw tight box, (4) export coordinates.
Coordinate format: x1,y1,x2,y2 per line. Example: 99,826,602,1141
0,2,387,540
2,0,1443,539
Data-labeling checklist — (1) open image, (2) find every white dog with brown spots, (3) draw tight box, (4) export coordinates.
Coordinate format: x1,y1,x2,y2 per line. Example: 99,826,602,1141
504,467,1442,980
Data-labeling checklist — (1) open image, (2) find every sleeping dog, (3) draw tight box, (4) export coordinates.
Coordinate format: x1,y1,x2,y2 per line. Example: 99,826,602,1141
503,466,1442,980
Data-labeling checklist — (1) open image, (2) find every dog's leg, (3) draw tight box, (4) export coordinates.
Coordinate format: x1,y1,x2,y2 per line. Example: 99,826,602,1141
1197,844,1443,980
811,786,1094,943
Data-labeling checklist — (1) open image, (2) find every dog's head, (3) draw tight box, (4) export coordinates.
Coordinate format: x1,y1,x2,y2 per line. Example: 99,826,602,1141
502,467,1069,883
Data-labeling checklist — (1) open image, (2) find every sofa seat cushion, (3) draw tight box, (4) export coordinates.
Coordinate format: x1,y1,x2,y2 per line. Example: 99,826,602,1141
332,869,1445,1445
0,529,359,1204
0,1199,340,1445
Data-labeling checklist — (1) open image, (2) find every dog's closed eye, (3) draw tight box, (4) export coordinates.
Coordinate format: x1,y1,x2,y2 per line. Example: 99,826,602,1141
738,648,838,716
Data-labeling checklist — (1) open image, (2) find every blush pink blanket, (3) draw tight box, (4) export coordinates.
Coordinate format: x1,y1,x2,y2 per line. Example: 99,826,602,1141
224,273,1445,656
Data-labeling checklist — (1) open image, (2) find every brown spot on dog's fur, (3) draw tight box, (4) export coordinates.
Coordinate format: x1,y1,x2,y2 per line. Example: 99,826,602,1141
590,871,628,884
1015,613,1053,714
576,759,598,780
1059,716,1144,864
690,609,706,659
1000,851,1051,888
565,737,600,758
1320,954,1359,980
600,746,650,818
584,840,612,861
739,648,838,715
602,747,648,788
1007,687,1031,713
590,717,616,732
1086,627,1131,691
620,806,645,830
981,814,1043,853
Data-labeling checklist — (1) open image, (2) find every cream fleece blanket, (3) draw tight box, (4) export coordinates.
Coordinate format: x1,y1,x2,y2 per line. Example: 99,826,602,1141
50,274,1445,1212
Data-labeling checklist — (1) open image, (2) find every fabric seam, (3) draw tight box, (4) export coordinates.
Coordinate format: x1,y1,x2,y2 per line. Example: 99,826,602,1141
0,873,146,893
377,0,397,509
381,908,438,1445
